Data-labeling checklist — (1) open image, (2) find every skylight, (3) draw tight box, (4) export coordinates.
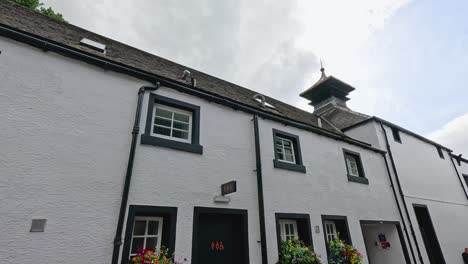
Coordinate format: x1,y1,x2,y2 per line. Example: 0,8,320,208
79,38,106,53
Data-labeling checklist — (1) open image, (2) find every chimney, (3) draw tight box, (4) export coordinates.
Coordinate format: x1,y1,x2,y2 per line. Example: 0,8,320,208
300,66,356,114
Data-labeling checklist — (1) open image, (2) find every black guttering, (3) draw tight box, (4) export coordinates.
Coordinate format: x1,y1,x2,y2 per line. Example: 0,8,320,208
111,84,160,264
380,150,417,263
253,115,268,264
343,116,452,152
0,24,385,154
379,121,424,264
449,155,468,200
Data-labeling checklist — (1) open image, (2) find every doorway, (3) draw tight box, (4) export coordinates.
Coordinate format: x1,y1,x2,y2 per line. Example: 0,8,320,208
191,207,249,264
360,220,410,264
413,204,445,264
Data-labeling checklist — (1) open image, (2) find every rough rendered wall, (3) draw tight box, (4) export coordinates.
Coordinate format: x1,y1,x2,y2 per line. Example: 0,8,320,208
0,36,145,263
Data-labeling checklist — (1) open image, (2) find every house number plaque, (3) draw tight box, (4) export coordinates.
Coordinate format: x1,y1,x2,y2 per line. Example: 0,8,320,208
210,241,225,252
221,181,237,196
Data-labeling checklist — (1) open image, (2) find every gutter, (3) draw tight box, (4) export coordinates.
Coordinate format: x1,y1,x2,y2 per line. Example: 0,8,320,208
253,115,268,264
380,151,417,264
111,84,159,264
0,23,385,155
343,116,452,152
379,121,424,264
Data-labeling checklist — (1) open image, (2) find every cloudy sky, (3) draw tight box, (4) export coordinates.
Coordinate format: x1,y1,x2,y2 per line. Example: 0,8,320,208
42,0,468,155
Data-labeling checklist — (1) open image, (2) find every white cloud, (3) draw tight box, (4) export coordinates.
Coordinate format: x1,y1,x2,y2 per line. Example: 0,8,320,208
428,112,468,155
42,0,411,112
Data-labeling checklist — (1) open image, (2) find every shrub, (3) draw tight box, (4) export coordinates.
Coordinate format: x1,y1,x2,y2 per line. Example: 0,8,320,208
328,238,363,264
278,239,322,264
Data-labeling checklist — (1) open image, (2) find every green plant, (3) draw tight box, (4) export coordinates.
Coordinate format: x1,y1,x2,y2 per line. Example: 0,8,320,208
328,238,363,264
10,0,65,21
279,239,321,264
129,246,187,264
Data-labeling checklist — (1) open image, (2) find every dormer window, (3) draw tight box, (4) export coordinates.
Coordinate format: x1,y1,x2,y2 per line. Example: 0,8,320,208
436,146,444,159
391,127,402,143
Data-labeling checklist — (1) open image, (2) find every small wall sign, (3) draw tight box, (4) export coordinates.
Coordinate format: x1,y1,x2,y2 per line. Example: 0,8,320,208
221,181,237,196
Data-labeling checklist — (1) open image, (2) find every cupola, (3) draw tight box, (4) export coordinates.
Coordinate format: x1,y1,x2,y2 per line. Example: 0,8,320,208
300,64,356,114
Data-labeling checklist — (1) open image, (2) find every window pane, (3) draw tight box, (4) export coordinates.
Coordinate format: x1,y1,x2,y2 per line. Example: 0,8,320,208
172,130,189,140
173,121,189,131
154,126,171,136
283,140,292,148
285,153,294,162
133,220,146,235
155,107,172,119
174,112,190,123
146,237,158,250
275,138,283,147
283,147,293,156
277,152,284,160
147,221,159,235
131,237,144,254
154,117,172,127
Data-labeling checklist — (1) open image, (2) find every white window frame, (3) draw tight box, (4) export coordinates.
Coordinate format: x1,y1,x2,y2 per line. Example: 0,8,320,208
151,104,192,143
129,216,164,258
345,154,360,177
279,219,299,241
275,136,296,164
324,220,338,243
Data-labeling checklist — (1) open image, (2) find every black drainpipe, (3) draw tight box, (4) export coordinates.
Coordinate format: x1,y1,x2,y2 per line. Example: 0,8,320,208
449,156,468,200
379,121,424,264
381,152,417,264
253,114,268,264
111,84,160,264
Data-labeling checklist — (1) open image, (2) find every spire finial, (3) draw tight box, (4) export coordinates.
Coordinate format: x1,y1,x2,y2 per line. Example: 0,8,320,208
320,59,326,79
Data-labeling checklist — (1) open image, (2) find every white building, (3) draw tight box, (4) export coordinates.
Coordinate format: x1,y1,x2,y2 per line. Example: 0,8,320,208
0,2,466,264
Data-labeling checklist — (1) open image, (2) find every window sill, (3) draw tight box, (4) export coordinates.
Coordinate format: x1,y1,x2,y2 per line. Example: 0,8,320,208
273,160,306,173
347,175,369,185
141,134,203,154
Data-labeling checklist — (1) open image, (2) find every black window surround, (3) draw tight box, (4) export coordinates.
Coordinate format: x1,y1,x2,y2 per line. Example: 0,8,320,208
463,174,468,191
321,215,352,261
272,129,306,173
343,149,369,185
121,205,178,264
436,146,445,159
141,94,203,154
391,127,402,143
275,213,313,257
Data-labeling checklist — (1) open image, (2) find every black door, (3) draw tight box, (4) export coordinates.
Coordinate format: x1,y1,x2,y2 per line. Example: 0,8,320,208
413,205,445,264
192,208,248,264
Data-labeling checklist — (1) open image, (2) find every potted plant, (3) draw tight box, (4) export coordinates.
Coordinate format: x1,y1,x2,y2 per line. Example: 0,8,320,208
328,238,363,264
278,239,322,264
129,246,187,264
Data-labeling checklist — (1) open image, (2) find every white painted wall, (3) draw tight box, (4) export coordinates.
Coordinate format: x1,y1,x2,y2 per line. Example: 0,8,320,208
345,120,468,264
258,118,403,264
0,35,408,264
0,36,144,263
361,224,406,264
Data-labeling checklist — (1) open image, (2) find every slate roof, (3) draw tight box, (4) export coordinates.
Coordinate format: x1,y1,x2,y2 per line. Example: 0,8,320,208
318,106,370,130
0,0,342,134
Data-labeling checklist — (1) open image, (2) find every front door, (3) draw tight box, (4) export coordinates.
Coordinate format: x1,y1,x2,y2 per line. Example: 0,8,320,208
192,208,248,264
413,205,445,264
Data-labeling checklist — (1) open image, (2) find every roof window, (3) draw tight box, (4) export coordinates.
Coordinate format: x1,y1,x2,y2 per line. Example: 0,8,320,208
79,38,106,53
